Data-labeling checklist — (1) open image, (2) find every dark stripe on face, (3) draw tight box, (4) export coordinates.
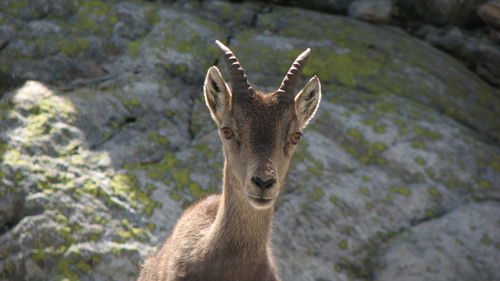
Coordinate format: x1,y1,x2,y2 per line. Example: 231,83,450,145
250,115,278,157
234,92,293,158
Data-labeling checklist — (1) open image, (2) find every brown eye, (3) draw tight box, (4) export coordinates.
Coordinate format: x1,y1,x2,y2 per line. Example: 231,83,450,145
290,132,302,145
221,127,234,139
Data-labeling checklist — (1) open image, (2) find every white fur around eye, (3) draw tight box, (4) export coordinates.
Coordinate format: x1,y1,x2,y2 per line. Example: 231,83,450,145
294,76,322,128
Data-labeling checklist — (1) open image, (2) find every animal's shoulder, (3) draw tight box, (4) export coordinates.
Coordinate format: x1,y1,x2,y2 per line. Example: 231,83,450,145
175,194,221,230
187,194,220,217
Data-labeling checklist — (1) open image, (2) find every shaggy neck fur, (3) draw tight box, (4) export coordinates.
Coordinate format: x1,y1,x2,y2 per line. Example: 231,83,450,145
208,161,274,257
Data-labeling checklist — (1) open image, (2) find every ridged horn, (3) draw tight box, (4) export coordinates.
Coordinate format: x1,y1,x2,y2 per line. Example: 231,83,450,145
215,40,253,98
277,48,311,100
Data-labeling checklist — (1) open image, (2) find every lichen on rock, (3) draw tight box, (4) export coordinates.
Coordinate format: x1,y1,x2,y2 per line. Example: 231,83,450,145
0,1,499,281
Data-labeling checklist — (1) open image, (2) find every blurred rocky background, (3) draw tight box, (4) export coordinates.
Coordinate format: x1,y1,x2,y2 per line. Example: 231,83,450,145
0,0,499,281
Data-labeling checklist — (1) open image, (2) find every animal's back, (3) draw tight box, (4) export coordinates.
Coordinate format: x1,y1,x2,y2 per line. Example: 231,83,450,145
137,195,221,281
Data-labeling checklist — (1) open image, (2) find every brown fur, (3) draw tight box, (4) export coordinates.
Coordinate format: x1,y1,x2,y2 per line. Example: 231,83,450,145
138,51,321,281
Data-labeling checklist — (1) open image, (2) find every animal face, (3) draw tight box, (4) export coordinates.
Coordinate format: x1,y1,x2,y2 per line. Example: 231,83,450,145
203,41,321,209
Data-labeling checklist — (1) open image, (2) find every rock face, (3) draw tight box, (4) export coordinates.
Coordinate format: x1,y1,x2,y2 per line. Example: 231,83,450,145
267,0,500,89
394,0,486,27
374,202,500,281
381,0,500,87
348,0,393,23
478,0,500,30
0,1,499,281
271,0,353,13
414,25,500,87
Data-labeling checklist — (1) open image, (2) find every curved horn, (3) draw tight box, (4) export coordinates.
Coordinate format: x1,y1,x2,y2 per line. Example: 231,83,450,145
277,48,311,100
215,40,253,98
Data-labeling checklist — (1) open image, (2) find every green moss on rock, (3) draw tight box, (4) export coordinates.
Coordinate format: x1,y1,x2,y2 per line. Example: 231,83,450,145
146,223,156,231
60,38,90,56
427,187,441,196
306,161,324,177
415,156,426,165
346,128,364,142
116,227,149,243
477,180,492,190
359,187,370,196
338,240,348,250
411,140,426,149
56,258,80,281
127,40,142,57
194,142,214,159
373,142,387,152
425,209,436,218
306,186,325,201
123,98,140,107
388,186,411,196
173,168,190,187
149,131,169,145
187,182,203,197
480,234,492,245
110,173,158,215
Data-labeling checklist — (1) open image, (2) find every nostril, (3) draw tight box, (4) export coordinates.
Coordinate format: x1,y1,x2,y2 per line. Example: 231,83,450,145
252,176,276,190
252,176,263,188
262,178,276,189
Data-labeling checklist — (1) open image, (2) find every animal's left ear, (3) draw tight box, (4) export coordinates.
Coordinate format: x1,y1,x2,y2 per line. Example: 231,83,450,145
294,76,322,128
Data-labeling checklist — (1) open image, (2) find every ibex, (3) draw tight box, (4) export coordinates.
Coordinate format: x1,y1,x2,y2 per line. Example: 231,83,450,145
137,40,321,281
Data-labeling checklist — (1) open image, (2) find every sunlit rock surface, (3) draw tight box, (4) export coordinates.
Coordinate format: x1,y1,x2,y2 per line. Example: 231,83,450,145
0,1,499,281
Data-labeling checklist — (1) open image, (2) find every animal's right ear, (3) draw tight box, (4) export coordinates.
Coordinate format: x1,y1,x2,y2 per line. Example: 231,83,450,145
204,66,232,125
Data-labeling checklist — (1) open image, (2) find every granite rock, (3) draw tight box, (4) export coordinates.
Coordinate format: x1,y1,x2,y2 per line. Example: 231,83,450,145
478,0,500,30
0,1,499,281
348,0,393,23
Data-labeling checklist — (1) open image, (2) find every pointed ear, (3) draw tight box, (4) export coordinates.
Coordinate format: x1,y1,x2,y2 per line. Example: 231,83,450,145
204,66,231,125
294,76,322,128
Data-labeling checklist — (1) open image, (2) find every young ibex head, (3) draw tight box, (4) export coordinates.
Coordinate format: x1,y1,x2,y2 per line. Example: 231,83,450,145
204,40,321,210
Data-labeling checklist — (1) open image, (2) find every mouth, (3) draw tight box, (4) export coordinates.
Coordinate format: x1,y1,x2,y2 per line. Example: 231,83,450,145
247,193,274,208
